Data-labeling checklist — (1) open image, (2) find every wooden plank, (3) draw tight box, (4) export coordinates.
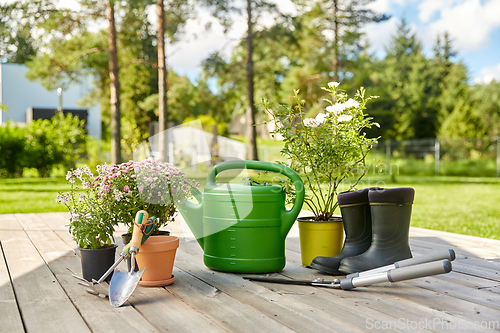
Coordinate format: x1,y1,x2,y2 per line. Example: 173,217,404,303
23,228,162,333
0,240,25,333
281,250,500,332
127,278,230,333
0,229,91,333
14,213,50,231
174,240,364,333
0,214,24,231
36,212,71,231
409,227,500,259
174,214,500,330
156,268,296,333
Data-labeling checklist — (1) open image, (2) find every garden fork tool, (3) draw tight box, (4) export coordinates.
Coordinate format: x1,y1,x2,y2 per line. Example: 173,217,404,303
73,210,155,306
243,249,455,290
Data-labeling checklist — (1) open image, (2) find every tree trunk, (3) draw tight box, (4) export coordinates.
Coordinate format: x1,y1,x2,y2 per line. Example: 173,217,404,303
107,0,121,164
157,0,168,162
332,0,339,82
246,0,258,161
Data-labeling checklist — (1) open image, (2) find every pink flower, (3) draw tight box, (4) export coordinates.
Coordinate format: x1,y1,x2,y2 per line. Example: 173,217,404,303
124,185,130,192
182,185,187,191
147,177,153,182
138,187,144,192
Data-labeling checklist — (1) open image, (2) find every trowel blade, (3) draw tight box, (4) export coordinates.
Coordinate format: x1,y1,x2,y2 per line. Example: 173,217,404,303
109,267,145,307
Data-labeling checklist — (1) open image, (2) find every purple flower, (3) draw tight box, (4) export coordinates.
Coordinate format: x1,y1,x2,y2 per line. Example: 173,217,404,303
182,185,187,191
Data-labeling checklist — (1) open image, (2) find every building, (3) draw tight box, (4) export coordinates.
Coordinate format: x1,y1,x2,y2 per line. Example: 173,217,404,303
0,63,101,139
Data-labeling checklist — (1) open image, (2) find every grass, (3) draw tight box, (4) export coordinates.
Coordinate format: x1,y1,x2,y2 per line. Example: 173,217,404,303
1,174,499,240
0,177,71,214
373,175,500,240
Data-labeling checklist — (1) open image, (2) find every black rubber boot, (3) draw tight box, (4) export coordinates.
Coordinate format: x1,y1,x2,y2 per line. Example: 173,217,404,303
310,187,379,275
338,187,415,274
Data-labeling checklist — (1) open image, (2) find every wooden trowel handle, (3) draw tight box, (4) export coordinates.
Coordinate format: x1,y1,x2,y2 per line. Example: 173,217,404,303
130,210,148,252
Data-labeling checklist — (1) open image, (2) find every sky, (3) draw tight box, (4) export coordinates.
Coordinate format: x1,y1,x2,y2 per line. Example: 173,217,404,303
167,0,500,85
2,0,499,84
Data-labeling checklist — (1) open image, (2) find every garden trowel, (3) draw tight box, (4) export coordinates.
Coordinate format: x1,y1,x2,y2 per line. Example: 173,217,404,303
74,210,155,305
108,210,155,307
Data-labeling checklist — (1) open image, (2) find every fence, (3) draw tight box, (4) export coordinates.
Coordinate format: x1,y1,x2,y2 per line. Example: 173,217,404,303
258,137,500,178
371,137,500,177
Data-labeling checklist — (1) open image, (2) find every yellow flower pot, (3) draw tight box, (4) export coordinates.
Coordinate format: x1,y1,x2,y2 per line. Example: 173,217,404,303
298,216,344,267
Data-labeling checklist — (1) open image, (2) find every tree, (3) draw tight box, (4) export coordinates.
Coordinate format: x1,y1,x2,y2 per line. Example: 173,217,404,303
371,19,441,140
468,81,500,137
107,0,122,164
293,0,389,82
157,0,167,161
0,1,40,63
203,0,286,160
11,0,192,162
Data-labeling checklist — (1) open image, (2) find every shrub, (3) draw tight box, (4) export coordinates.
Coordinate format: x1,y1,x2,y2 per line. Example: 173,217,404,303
0,122,26,177
0,113,87,178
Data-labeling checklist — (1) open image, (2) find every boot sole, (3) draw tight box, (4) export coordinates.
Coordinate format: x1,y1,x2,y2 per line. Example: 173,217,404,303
309,262,344,276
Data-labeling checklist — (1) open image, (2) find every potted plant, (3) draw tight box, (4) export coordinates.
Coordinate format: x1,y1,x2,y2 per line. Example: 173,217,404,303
92,159,199,286
264,82,379,266
56,166,118,282
58,160,199,285
92,159,198,235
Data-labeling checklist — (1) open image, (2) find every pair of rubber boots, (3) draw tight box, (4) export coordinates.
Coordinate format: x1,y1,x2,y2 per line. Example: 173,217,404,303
310,187,415,275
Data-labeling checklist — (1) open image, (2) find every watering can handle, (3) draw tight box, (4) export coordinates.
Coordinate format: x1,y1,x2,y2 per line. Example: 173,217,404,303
208,160,305,237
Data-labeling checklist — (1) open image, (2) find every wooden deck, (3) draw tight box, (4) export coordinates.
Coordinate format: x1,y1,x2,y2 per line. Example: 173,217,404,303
1,212,499,333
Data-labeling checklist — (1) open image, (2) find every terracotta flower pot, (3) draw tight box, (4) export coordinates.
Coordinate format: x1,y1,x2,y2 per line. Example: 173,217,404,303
121,231,171,272
135,235,179,287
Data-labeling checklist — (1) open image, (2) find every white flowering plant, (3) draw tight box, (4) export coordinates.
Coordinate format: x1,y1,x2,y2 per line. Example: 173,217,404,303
57,160,199,248
264,82,379,221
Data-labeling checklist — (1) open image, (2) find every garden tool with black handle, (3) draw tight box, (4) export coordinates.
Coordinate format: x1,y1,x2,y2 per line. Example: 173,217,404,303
310,187,380,275
243,252,454,290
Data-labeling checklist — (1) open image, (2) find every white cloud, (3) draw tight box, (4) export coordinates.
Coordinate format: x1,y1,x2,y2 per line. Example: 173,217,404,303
168,1,295,79
366,0,392,12
422,0,500,52
363,17,399,54
418,0,454,22
475,62,500,84
167,9,246,79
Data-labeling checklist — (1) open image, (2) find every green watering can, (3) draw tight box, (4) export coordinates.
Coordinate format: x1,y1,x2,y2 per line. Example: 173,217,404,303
179,160,305,273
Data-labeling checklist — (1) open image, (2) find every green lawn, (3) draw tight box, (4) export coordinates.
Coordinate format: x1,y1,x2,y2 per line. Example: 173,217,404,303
378,175,500,240
1,175,499,240
0,178,71,214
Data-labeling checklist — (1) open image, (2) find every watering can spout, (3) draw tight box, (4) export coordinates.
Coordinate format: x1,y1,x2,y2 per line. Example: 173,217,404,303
178,189,205,249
